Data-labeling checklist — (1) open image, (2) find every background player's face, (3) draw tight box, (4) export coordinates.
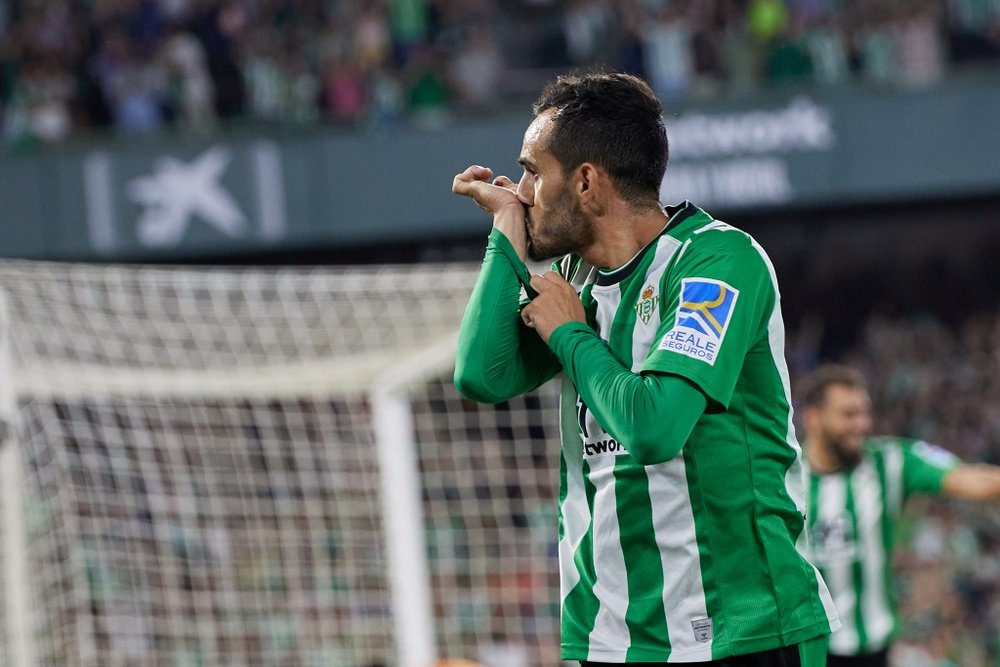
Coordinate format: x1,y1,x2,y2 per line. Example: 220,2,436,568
516,110,595,261
809,383,874,468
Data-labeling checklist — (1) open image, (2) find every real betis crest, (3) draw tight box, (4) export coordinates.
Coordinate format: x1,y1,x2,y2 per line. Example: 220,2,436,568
635,284,659,324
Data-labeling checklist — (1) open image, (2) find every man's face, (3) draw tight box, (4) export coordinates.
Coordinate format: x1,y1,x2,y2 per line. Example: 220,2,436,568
807,384,874,469
515,110,595,261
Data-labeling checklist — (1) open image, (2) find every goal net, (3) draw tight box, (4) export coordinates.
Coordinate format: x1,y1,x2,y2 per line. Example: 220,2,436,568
0,261,563,667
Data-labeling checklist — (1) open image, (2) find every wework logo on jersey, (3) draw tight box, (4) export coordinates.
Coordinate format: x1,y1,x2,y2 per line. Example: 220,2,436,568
579,397,630,458
583,437,628,458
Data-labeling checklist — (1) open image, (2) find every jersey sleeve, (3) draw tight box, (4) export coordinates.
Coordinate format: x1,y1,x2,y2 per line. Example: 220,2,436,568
641,232,773,411
454,229,561,403
902,439,961,497
548,321,707,465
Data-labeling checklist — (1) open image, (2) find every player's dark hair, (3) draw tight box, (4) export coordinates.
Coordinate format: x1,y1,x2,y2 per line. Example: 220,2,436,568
800,365,868,408
532,71,668,206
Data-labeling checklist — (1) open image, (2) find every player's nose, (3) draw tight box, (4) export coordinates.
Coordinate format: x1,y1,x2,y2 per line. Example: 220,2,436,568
516,174,534,206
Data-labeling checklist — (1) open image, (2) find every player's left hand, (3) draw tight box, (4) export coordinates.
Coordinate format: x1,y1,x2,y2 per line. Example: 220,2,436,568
521,272,586,344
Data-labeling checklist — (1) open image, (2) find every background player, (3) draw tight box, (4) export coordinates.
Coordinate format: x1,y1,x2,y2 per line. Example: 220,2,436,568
799,364,1000,666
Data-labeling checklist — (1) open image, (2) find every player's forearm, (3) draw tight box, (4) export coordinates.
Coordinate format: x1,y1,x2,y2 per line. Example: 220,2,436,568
454,230,559,403
942,464,1000,501
548,322,707,466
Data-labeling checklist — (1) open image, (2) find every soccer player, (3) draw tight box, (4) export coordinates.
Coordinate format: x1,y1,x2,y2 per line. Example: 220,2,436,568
799,364,1000,666
452,71,838,666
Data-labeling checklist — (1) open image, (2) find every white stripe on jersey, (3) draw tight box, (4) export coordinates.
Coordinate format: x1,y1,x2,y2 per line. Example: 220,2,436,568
693,220,737,234
883,446,904,517
558,359,591,612
584,283,632,656
819,475,859,655
593,283,621,344
853,463,893,650
630,236,682,374
647,457,712,660
558,439,591,604
586,454,631,658
748,237,805,516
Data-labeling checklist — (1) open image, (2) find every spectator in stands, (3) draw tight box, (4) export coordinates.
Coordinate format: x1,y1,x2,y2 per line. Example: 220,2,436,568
405,43,450,129
895,0,947,87
242,29,286,122
562,0,611,66
642,2,694,100
324,52,369,123
718,0,762,92
194,0,247,118
612,0,647,79
16,55,75,143
688,2,727,97
799,364,1000,667
765,24,813,82
354,0,393,72
389,0,430,68
801,12,850,85
447,24,503,111
366,64,405,128
91,28,166,133
285,53,321,126
159,20,215,133
854,7,897,84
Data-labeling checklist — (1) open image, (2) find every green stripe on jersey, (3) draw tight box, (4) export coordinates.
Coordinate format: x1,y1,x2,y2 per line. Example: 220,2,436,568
619,464,670,660
843,476,869,650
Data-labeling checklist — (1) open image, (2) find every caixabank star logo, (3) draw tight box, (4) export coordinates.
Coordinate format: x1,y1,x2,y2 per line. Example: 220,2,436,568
659,278,739,365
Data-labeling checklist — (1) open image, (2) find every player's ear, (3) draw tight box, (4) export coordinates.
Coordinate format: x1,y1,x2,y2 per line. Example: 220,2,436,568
576,162,606,215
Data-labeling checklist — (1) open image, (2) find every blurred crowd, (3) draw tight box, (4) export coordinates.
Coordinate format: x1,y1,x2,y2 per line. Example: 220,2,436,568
2,0,1000,148
789,310,1000,465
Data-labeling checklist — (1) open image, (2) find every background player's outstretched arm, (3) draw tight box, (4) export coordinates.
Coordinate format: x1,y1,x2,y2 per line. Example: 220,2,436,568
942,464,1000,500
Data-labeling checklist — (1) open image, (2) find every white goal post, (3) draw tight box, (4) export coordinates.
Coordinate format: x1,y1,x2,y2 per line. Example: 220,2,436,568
0,261,563,667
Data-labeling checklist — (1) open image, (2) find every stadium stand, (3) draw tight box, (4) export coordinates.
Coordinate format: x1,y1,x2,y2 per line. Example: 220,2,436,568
2,0,1000,145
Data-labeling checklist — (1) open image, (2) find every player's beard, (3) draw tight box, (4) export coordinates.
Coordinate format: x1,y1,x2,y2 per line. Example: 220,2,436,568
828,435,864,470
526,186,595,262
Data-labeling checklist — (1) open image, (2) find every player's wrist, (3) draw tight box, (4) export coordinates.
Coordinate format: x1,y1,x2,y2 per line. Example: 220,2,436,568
547,320,592,352
491,208,527,258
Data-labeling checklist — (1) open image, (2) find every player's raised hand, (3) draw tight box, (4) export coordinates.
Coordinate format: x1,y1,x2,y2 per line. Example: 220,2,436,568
452,165,522,215
453,165,529,260
521,271,586,344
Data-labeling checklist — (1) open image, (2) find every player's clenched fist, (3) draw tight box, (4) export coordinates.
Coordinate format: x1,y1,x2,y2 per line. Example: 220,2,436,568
521,271,586,344
451,165,522,215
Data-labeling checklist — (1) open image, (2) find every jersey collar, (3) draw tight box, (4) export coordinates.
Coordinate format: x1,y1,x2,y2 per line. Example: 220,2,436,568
595,201,699,286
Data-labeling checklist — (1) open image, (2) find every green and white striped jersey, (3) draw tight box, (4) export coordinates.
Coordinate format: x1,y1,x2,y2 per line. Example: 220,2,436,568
806,437,958,656
556,202,838,662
